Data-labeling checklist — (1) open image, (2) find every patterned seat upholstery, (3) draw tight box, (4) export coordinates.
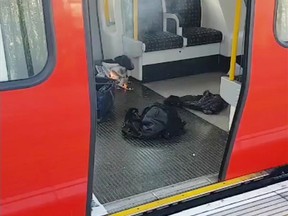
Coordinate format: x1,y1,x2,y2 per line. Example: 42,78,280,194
166,0,223,46
183,27,223,46
142,32,184,52
138,0,184,52
166,0,202,27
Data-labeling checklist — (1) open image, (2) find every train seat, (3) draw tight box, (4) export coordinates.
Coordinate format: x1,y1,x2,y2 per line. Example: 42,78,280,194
164,0,223,46
183,27,223,46
138,0,184,52
142,32,184,52
123,0,223,81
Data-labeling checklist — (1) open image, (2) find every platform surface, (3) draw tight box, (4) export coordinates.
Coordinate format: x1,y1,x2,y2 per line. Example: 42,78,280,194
172,180,288,216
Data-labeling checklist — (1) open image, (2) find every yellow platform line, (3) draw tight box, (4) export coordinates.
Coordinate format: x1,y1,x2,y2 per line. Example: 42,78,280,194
111,172,267,216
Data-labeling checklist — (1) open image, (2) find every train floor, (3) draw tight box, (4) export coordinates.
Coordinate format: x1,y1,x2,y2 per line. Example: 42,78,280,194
93,76,228,208
145,72,230,131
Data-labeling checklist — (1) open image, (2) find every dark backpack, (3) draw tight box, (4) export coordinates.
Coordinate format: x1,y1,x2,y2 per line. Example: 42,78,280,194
122,103,185,139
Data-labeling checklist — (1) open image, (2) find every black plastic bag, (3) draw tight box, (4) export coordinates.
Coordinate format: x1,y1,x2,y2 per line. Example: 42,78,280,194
122,103,185,139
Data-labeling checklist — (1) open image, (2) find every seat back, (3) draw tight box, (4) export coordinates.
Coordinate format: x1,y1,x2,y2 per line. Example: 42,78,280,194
138,0,163,40
165,0,201,27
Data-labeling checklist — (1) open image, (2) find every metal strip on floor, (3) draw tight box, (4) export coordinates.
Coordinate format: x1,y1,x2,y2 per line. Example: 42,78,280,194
110,173,267,216
104,175,217,214
172,180,288,216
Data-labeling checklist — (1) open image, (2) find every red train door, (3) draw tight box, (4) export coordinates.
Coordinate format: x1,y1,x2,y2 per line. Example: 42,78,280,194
221,0,288,180
0,0,94,215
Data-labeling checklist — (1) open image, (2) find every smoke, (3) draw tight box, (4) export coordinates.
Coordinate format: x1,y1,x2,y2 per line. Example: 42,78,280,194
122,0,164,40
122,0,134,38
138,0,163,38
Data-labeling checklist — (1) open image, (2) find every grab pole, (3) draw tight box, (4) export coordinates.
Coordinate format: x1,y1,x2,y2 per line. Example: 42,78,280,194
104,0,111,24
133,0,139,40
229,0,243,81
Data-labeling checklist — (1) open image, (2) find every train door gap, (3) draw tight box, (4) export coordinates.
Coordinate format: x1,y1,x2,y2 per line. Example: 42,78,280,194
86,0,249,214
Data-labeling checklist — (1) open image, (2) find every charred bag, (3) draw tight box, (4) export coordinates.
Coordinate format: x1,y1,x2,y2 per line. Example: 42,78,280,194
164,90,228,115
122,103,185,139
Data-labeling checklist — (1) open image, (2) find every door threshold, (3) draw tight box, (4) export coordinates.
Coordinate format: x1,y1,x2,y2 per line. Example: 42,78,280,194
109,172,268,216
103,174,218,214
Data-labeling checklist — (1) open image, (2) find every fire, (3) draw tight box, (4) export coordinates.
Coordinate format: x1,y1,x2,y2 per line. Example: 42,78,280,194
109,71,120,80
108,70,132,91
123,83,129,90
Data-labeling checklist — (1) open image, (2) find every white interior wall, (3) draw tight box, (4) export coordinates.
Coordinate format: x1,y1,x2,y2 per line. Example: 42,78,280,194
90,0,103,61
98,0,124,59
201,0,247,56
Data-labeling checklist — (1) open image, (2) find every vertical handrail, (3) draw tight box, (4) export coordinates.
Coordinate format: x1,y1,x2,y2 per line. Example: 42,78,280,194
104,0,111,25
133,0,139,40
229,0,243,81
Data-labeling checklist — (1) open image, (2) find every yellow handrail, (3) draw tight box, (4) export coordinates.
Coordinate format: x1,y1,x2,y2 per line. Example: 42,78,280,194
104,0,111,25
229,0,243,81
133,0,139,40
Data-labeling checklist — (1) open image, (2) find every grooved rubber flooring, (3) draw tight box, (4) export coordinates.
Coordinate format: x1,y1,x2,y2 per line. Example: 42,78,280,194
93,81,228,204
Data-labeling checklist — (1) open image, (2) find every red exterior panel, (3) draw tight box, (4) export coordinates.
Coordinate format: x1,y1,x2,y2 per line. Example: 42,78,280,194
1,0,288,215
226,0,288,179
0,0,91,215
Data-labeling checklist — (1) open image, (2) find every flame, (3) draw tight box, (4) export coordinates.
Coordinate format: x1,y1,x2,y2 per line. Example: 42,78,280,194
109,71,120,80
108,70,131,91
123,83,129,90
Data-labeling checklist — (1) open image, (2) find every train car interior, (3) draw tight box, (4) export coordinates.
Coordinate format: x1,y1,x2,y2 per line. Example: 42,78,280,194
90,0,247,213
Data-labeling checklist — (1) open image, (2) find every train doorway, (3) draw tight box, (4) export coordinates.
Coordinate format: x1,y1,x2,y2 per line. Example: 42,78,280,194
88,0,248,213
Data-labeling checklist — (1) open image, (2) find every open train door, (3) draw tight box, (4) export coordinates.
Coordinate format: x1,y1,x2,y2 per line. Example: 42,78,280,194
220,0,288,180
0,0,95,215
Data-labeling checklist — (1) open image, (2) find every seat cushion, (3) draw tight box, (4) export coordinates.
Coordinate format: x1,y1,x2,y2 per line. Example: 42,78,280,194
183,27,223,46
142,32,184,52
